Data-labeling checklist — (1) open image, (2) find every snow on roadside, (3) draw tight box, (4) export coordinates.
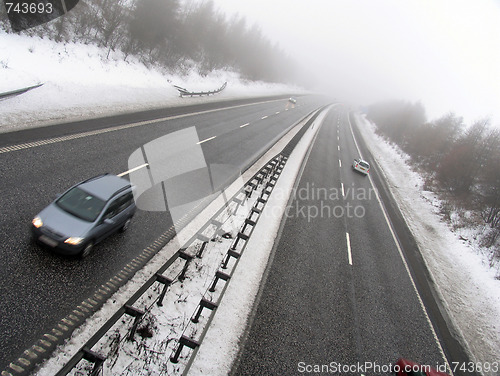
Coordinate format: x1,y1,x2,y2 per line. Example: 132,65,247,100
0,30,303,132
62,192,253,376
353,113,500,373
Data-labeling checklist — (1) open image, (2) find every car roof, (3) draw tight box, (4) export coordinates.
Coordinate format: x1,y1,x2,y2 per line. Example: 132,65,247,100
77,174,131,201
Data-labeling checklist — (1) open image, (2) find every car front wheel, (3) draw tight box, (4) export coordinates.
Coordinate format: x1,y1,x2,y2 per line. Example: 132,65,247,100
80,241,94,258
120,218,132,232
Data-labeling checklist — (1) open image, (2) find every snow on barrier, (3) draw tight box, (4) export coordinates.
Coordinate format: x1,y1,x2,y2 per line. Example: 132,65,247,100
173,82,227,97
169,156,286,367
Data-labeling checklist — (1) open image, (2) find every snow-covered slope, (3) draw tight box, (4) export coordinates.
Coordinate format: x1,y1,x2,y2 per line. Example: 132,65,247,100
0,30,303,132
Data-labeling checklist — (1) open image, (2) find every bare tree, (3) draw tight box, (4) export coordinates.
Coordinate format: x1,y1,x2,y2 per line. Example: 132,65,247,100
129,0,180,64
437,119,492,193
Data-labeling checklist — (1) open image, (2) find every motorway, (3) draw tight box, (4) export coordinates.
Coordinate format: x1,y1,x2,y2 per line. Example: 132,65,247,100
0,95,329,372
232,107,471,375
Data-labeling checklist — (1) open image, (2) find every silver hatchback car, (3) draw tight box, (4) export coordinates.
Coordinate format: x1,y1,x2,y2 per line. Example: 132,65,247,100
352,158,370,175
32,174,136,257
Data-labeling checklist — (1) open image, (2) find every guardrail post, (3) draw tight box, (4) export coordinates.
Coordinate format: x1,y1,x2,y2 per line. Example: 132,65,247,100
191,298,218,323
155,274,173,307
221,249,240,269
208,270,231,292
230,232,249,251
211,219,223,229
124,305,144,341
82,348,106,376
245,185,253,198
178,250,193,281
196,241,208,258
170,336,200,363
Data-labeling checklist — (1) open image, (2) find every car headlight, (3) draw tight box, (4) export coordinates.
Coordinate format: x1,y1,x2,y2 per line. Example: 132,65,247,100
64,237,84,245
32,216,43,228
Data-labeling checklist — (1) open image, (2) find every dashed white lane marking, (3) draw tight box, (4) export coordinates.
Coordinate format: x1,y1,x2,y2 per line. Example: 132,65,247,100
117,163,149,177
261,115,268,120
240,123,250,128
339,159,342,168
275,111,280,114
197,136,216,145
341,183,345,197
338,145,340,151
346,232,353,265
337,135,339,141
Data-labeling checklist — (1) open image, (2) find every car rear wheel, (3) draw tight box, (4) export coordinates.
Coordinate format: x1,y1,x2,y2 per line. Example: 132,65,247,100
80,241,94,258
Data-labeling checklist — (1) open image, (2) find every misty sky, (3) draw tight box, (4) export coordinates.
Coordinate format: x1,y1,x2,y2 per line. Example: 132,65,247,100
212,0,500,125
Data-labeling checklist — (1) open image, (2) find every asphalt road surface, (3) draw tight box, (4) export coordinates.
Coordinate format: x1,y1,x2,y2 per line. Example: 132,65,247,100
232,107,471,375
0,95,329,372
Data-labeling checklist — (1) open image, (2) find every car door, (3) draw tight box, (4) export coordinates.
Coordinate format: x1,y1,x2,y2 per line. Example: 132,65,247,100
111,192,134,227
93,200,120,243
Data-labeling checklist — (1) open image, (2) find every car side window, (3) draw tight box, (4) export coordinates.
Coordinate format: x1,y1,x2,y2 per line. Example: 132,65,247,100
103,191,133,221
103,201,120,220
116,192,133,214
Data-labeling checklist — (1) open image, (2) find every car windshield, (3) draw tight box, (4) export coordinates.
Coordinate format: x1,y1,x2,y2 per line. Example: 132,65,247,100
56,187,106,222
359,161,370,169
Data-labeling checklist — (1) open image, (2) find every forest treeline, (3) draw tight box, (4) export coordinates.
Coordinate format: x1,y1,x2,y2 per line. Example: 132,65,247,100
1,0,298,83
366,101,500,260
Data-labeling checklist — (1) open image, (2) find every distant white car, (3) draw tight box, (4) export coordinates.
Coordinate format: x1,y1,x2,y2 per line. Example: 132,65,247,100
288,97,297,104
352,158,370,175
